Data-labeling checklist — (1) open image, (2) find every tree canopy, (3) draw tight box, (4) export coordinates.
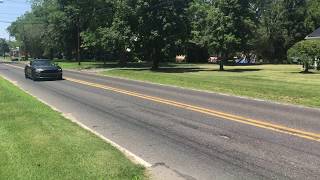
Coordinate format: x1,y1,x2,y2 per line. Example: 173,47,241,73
0,38,10,57
7,0,320,69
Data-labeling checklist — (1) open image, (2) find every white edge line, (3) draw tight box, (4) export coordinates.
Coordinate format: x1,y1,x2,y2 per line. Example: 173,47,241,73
0,73,152,168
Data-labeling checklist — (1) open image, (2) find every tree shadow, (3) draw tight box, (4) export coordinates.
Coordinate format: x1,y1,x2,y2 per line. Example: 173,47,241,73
289,71,319,74
221,69,262,73
55,60,263,73
119,67,262,73
93,62,153,69
152,67,213,73
118,67,210,73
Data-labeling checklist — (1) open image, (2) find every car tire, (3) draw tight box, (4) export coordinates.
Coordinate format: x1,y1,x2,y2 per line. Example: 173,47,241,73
25,72,28,79
58,75,63,80
31,72,37,81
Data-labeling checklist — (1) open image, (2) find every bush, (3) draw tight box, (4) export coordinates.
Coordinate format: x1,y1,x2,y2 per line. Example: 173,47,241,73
288,40,320,72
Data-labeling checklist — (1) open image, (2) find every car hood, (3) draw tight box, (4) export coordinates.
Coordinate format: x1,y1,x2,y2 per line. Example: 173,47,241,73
34,66,60,70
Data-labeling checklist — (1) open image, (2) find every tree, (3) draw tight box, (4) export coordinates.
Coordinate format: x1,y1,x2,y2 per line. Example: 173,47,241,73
255,0,312,63
201,0,256,70
288,40,320,72
82,0,137,66
0,38,10,58
7,12,45,59
305,0,320,32
136,0,191,70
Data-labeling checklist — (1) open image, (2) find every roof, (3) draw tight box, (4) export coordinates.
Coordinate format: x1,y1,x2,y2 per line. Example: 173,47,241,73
305,27,320,39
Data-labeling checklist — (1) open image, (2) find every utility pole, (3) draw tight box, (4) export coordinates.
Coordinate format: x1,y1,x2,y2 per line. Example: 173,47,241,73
76,0,81,65
77,17,80,65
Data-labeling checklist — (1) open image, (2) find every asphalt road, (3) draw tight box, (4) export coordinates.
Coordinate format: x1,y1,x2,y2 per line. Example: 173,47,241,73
1,62,320,180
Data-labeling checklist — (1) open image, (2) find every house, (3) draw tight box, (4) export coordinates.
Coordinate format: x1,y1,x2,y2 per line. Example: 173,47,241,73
305,27,320,40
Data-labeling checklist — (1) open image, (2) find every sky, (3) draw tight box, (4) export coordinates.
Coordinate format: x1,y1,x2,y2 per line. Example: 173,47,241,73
0,0,31,40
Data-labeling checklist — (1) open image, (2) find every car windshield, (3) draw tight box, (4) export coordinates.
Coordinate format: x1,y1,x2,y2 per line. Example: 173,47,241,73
32,60,54,66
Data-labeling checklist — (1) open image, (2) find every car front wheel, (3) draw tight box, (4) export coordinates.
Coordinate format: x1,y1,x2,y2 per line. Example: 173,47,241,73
31,72,37,81
58,74,63,80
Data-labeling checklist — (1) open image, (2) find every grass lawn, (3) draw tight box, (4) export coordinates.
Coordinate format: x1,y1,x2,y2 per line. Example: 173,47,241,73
0,57,10,61
55,60,176,70
102,64,320,108
0,77,146,179
55,61,107,69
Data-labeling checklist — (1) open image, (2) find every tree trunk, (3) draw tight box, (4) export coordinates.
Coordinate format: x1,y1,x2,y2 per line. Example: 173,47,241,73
49,49,54,60
219,60,224,71
118,51,127,67
151,48,160,70
303,62,309,73
103,54,106,66
152,59,159,70
219,53,226,71
25,52,29,61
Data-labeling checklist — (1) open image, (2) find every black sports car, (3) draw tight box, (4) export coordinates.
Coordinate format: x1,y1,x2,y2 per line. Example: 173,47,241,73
25,59,63,81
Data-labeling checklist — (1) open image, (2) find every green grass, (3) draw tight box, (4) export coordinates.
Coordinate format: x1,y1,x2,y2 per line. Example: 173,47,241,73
0,77,146,179
102,64,320,108
54,60,176,70
55,61,107,69
0,57,10,61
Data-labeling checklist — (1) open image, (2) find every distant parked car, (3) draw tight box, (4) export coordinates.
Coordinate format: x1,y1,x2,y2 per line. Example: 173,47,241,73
25,59,63,81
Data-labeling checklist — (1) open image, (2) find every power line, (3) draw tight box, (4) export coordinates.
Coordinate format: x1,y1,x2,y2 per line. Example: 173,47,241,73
0,20,45,24
0,12,21,15
0,0,29,4
0,20,12,23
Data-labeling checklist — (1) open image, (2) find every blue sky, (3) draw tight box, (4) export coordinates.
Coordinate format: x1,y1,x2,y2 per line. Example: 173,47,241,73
0,0,31,39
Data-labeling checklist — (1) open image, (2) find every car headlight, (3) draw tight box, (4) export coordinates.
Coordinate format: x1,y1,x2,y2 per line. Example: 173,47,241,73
35,69,43,73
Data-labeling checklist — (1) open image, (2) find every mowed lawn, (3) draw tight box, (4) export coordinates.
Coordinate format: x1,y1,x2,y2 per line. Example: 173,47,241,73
55,61,106,69
0,77,146,179
102,64,320,108
55,61,151,70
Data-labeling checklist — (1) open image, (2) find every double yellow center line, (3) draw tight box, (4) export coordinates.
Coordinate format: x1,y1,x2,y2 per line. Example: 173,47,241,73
65,77,320,142
4,63,320,142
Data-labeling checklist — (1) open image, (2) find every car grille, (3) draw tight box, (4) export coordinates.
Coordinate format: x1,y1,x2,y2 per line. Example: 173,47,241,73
40,73,58,77
42,70,58,73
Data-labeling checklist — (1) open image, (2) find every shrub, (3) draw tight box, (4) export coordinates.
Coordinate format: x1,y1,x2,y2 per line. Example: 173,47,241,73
288,40,320,72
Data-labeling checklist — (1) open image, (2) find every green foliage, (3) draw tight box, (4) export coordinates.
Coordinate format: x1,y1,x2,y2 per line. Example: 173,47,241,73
189,0,256,70
288,40,320,72
0,38,10,56
255,0,317,63
136,0,191,69
305,0,320,32
6,0,320,66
